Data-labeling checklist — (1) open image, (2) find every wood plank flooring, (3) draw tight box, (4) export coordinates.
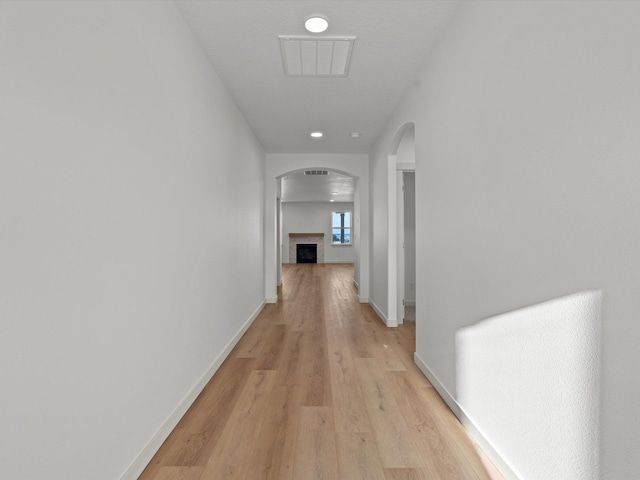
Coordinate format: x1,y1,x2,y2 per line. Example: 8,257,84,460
139,264,502,480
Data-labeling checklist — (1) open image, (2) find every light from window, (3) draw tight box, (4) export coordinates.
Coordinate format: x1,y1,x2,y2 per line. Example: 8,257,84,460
332,211,351,244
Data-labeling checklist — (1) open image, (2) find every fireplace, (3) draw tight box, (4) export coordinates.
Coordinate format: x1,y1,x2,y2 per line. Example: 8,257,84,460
289,233,324,264
296,244,317,263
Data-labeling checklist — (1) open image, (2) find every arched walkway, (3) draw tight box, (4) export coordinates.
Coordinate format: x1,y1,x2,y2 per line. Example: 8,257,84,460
387,123,415,326
264,154,370,304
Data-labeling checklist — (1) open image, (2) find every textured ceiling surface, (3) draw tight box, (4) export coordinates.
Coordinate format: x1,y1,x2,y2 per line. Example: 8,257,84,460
281,170,355,203
176,0,458,154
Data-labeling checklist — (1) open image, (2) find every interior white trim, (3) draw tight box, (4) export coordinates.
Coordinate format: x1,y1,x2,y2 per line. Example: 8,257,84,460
413,353,519,480
396,170,405,325
265,296,278,304
369,299,397,327
119,300,266,480
387,154,398,327
405,300,416,307
396,161,416,171
358,296,369,304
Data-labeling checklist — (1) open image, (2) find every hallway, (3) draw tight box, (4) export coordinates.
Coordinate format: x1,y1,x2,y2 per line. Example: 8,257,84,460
140,264,501,480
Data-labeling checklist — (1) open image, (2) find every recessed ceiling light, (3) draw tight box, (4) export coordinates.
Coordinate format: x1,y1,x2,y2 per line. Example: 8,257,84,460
331,192,338,195
330,199,335,202
310,131,323,138
351,132,360,138
305,16,328,33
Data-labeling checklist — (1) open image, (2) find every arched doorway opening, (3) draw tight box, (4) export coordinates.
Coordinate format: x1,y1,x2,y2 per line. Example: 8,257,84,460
387,123,415,326
279,169,356,268
264,155,370,305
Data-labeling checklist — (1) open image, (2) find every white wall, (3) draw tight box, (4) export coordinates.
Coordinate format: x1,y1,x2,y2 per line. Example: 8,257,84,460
456,291,601,480
371,1,640,478
0,2,264,479
282,202,355,263
265,154,369,302
396,127,416,164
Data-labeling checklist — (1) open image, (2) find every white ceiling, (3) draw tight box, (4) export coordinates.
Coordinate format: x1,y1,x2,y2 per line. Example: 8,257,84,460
176,0,459,154
281,170,355,203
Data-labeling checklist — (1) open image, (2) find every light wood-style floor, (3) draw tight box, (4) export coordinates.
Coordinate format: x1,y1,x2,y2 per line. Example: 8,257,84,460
139,263,502,480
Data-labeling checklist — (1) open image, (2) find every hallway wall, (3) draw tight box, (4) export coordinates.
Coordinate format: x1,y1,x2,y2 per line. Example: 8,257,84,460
370,1,640,478
0,2,264,479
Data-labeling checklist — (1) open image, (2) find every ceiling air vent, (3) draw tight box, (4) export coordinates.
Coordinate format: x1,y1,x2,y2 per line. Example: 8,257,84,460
279,36,356,77
304,170,329,176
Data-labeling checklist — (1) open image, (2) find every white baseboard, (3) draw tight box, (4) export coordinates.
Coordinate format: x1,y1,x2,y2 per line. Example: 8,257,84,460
354,281,369,304
369,299,397,327
265,296,278,304
120,300,266,480
405,300,416,307
413,353,518,480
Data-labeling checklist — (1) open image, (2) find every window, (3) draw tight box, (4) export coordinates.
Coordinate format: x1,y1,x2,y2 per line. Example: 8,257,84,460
332,211,351,244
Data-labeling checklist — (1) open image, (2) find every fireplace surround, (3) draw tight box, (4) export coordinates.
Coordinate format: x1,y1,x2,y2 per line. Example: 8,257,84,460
288,233,324,263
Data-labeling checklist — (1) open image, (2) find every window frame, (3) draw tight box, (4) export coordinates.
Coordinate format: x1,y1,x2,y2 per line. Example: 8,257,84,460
331,210,352,245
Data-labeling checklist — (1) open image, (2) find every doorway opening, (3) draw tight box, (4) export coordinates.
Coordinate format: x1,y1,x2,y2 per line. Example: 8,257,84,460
265,158,369,305
402,172,416,322
388,123,415,326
